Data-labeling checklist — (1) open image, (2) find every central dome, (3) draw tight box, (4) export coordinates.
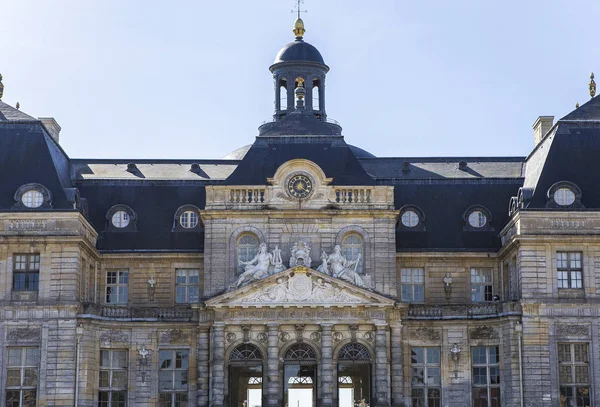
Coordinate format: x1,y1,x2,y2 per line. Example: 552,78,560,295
274,39,325,65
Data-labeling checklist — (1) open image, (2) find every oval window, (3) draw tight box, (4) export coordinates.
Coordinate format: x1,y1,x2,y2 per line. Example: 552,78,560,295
401,210,420,228
111,211,130,228
468,210,487,228
21,190,44,208
554,188,576,206
180,211,199,229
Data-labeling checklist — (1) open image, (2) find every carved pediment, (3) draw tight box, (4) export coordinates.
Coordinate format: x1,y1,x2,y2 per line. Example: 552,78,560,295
206,266,394,308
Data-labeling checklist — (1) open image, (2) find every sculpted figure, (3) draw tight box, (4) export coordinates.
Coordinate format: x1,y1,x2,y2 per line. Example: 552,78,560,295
235,243,272,288
289,241,312,268
321,245,366,288
310,278,334,301
316,251,330,275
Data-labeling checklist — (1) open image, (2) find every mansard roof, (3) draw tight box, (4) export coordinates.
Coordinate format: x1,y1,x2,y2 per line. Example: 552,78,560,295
0,101,37,122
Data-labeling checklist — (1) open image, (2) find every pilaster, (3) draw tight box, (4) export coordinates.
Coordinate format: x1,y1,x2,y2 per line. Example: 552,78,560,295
375,323,390,407
197,326,210,407
210,323,226,407
390,323,403,407
320,323,334,407
266,322,280,407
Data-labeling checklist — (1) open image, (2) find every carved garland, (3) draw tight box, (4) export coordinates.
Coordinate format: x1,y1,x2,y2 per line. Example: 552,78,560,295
555,324,589,338
7,328,41,342
410,327,441,342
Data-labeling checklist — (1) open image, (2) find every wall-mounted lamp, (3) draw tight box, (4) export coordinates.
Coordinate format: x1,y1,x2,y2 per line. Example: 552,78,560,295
138,345,152,383
450,343,461,378
443,273,453,300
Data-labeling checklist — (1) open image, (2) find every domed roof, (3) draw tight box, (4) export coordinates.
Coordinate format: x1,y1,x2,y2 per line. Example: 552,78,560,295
274,39,325,65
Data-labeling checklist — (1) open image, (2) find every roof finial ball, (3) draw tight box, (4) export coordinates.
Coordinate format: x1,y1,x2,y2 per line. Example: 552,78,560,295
589,72,596,99
0,73,4,100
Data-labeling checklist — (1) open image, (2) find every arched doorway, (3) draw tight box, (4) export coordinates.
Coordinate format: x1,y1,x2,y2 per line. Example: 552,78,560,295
229,344,264,407
284,343,318,407
337,343,372,407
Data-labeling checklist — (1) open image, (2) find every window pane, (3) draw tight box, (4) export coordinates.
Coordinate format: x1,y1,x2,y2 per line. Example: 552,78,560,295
99,370,110,387
22,390,37,407
8,348,22,366
159,371,173,390
574,344,588,363
176,350,189,369
428,348,440,364
24,368,38,386
188,286,199,303
159,393,173,407
411,348,424,364
411,367,424,385
6,369,21,387
160,351,172,369
174,371,189,390
112,370,128,388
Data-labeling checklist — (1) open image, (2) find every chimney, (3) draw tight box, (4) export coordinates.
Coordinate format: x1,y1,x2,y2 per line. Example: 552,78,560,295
532,116,554,145
39,117,61,144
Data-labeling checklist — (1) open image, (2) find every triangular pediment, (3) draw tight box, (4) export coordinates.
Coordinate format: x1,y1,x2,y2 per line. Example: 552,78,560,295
206,266,395,308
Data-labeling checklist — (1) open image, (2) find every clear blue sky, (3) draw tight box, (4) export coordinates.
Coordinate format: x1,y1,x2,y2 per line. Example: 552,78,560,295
2,0,599,159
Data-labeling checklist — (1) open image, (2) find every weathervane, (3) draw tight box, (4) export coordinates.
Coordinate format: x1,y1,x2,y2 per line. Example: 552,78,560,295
291,0,307,19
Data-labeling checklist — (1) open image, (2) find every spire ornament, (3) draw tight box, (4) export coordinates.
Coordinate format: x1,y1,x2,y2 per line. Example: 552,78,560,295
291,0,307,39
0,73,4,100
589,72,596,98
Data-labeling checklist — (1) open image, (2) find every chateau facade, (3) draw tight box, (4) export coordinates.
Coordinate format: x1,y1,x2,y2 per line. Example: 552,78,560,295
1,16,599,407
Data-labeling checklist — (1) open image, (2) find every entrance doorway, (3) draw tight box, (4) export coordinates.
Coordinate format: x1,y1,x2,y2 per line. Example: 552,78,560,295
337,343,372,407
283,343,318,407
229,344,264,407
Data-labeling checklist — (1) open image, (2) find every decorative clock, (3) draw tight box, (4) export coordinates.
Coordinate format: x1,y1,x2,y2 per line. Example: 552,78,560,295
287,174,313,199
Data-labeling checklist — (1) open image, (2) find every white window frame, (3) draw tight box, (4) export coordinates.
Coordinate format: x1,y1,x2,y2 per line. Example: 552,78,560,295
401,268,425,302
179,211,198,229
105,270,129,305
5,347,39,407
401,210,420,228
21,190,44,208
99,349,128,407
554,188,576,206
12,253,40,292
342,234,364,274
111,211,130,228
558,343,591,406
468,210,487,228
471,346,501,407
471,268,493,302
159,349,190,407
410,347,441,407
557,252,583,289
175,269,200,304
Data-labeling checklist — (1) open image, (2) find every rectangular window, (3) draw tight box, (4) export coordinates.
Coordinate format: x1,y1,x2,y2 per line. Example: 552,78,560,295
175,269,200,304
558,343,590,407
401,268,425,302
106,270,128,304
471,268,493,302
13,254,40,292
159,350,189,407
5,347,39,407
471,346,501,407
411,347,441,407
99,349,128,407
557,252,583,289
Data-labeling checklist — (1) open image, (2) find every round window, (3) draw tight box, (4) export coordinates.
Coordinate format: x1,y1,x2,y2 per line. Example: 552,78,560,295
468,210,487,228
554,188,576,206
180,211,199,229
111,211,130,228
21,190,44,208
401,210,419,227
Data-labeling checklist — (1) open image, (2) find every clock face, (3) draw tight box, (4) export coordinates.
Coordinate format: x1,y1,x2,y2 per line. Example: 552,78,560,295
287,174,313,199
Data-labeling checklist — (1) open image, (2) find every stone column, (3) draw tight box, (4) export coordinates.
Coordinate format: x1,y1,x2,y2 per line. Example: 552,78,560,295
320,324,334,407
266,322,280,407
390,324,403,407
375,324,390,407
210,323,226,407
197,326,210,407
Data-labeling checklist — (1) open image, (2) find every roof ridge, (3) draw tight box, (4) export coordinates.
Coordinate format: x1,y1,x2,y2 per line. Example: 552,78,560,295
0,100,37,122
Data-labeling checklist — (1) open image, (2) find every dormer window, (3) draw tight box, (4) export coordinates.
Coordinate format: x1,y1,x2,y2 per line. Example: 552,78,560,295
554,188,576,206
546,182,583,209
22,190,44,208
468,210,487,228
463,206,493,231
398,205,426,231
111,211,130,228
180,211,199,229
13,183,52,209
106,205,137,232
401,210,419,228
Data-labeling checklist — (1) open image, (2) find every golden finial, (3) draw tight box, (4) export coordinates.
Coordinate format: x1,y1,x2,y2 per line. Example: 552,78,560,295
16,102,20,110
0,73,4,100
576,102,580,108
589,72,596,98
292,0,307,39
293,17,305,39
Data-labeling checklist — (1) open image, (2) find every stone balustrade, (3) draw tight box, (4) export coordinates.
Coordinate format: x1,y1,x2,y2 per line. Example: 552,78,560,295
333,188,372,204
407,301,522,319
80,303,196,321
229,188,267,204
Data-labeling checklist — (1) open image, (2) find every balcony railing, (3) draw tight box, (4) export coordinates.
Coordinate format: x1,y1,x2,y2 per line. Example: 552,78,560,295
80,303,196,321
407,302,521,320
334,188,372,204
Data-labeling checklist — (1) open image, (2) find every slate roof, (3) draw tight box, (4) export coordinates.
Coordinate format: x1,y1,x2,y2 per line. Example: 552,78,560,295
273,39,326,65
560,94,600,121
0,101,37,122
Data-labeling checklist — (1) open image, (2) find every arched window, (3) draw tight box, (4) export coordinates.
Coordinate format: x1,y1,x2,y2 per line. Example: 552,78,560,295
342,234,364,274
237,234,259,274
285,343,317,361
338,343,371,362
279,77,288,111
230,344,263,363
312,79,320,111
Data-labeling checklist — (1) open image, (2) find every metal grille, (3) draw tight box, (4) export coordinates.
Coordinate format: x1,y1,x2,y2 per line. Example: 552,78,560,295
338,343,371,361
284,343,317,361
230,344,263,362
